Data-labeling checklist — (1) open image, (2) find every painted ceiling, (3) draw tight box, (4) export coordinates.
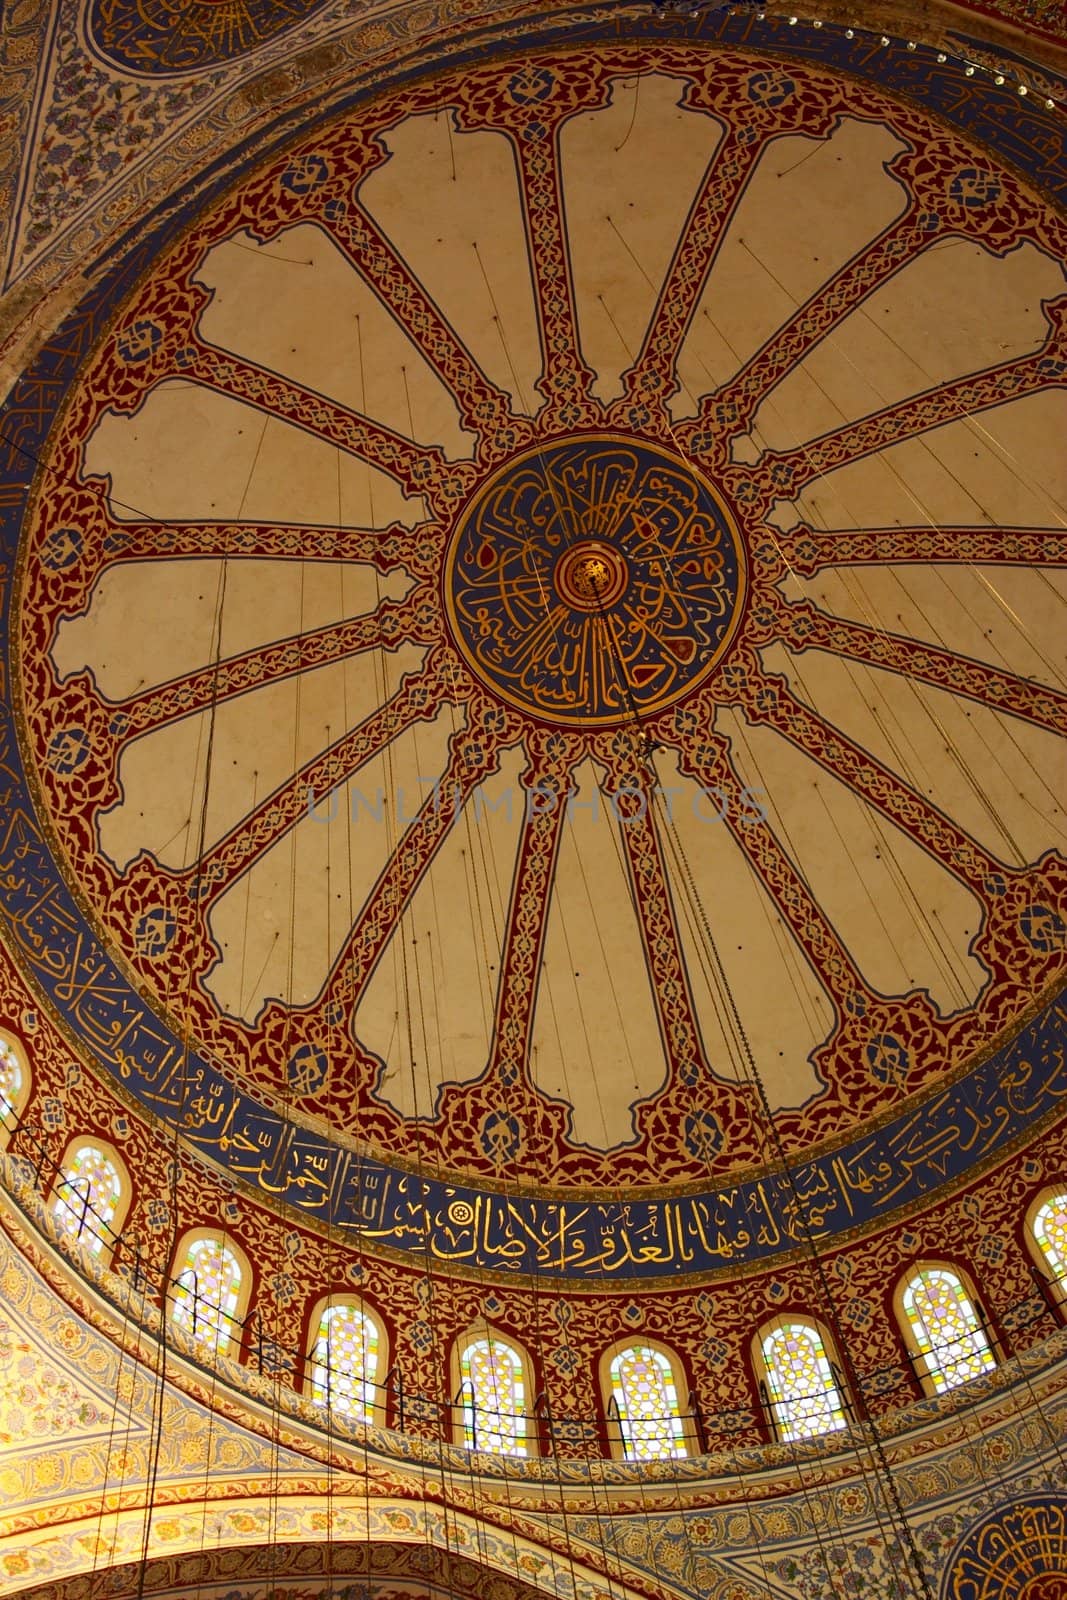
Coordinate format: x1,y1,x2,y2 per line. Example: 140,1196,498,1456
1,2,1065,1236
0,0,1064,1547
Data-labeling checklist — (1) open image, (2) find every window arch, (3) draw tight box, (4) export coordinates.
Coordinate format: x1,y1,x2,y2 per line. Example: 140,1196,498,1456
169,1231,250,1359
453,1327,532,1457
756,1318,848,1443
0,1031,28,1146
602,1341,688,1462
306,1298,386,1424
897,1264,996,1396
1028,1188,1067,1309
51,1139,129,1261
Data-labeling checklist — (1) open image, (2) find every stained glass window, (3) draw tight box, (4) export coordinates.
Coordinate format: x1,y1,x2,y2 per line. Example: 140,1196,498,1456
459,1336,527,1456
609,1345,687,1461
52,1144,122,1256
901,1267,996,1394
0,1037,23,1125
761,1321,847,1442
171,1235,243,1355
1033,1192,1067,1293
310,1303,380,1422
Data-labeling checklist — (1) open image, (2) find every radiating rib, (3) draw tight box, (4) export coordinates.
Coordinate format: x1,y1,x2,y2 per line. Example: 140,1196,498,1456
179,343,476,509
31,491,443,624
764,523,1067,578
486,739,573,1087
735,298,1067,503
613,127,766,419
187,648,462,907
322,198,531,448
771,598,1067,735
672,725,871,1013
727,660,1007,889
323,701,521,1010
97,513,440,575
106,586,440,746
491,113,598,424
595,737,769,1106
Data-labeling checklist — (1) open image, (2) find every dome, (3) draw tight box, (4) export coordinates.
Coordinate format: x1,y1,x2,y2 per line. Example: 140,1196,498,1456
0,0,1065,1594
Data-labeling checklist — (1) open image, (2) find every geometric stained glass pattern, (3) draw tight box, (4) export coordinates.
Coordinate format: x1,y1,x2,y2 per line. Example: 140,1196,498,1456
309,1302,380,1422
760,1321,847,1443
51,1144,122,1256
0,1037,23,1124
459,1336,527,1457
170,1235,244,1356
609,1345,687,1461
1033,1191,1067,1294
900,1267,996,1395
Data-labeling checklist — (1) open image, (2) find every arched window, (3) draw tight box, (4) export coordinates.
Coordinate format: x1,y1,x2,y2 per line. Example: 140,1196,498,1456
51,1140,128,1261
898,1265,996,1395
307,1300,384,1424
757,1319,848,1443
0,1032,27,1143
1028,1189,1067,1308
605,1343,688,1461
170,1232,249,1358
455,1331,530,1457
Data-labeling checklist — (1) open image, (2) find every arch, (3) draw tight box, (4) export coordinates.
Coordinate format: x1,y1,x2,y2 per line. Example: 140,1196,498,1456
0,1028,29,1147
50,1136,130,1263
1027,1187,1067,1311
452,1325,534,1457
754,1316,849,1443
169,1229,251,1359
305,1296,387,1424
896,1263,996,1397
601,1339,690,1462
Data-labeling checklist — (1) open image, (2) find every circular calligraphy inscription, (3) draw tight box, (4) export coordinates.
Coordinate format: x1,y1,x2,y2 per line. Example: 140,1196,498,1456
946,1499,1067,1600
445,436,745,724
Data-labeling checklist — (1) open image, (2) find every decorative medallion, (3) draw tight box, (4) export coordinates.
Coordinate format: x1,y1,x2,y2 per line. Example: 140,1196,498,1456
445,437,745,724
944,1498,1067,1600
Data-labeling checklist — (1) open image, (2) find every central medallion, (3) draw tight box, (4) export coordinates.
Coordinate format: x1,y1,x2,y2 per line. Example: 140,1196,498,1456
554,540,630,611
445,435,746,725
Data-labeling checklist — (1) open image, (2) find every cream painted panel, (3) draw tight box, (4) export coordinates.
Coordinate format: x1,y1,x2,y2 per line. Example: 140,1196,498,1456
205,706,456,1021
356,747,526,1118
754,242,1067,447
360,114,541,412
97,645,425,871
52,558,409,700
761,639,1067,865
795,391,1067,531
649,746,830,1112
560,74,723,403
791,564,1067,693
85,384,424,528
194,228,474,460
530,760,669,1149
674,119,908,416
719,706,987,1011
